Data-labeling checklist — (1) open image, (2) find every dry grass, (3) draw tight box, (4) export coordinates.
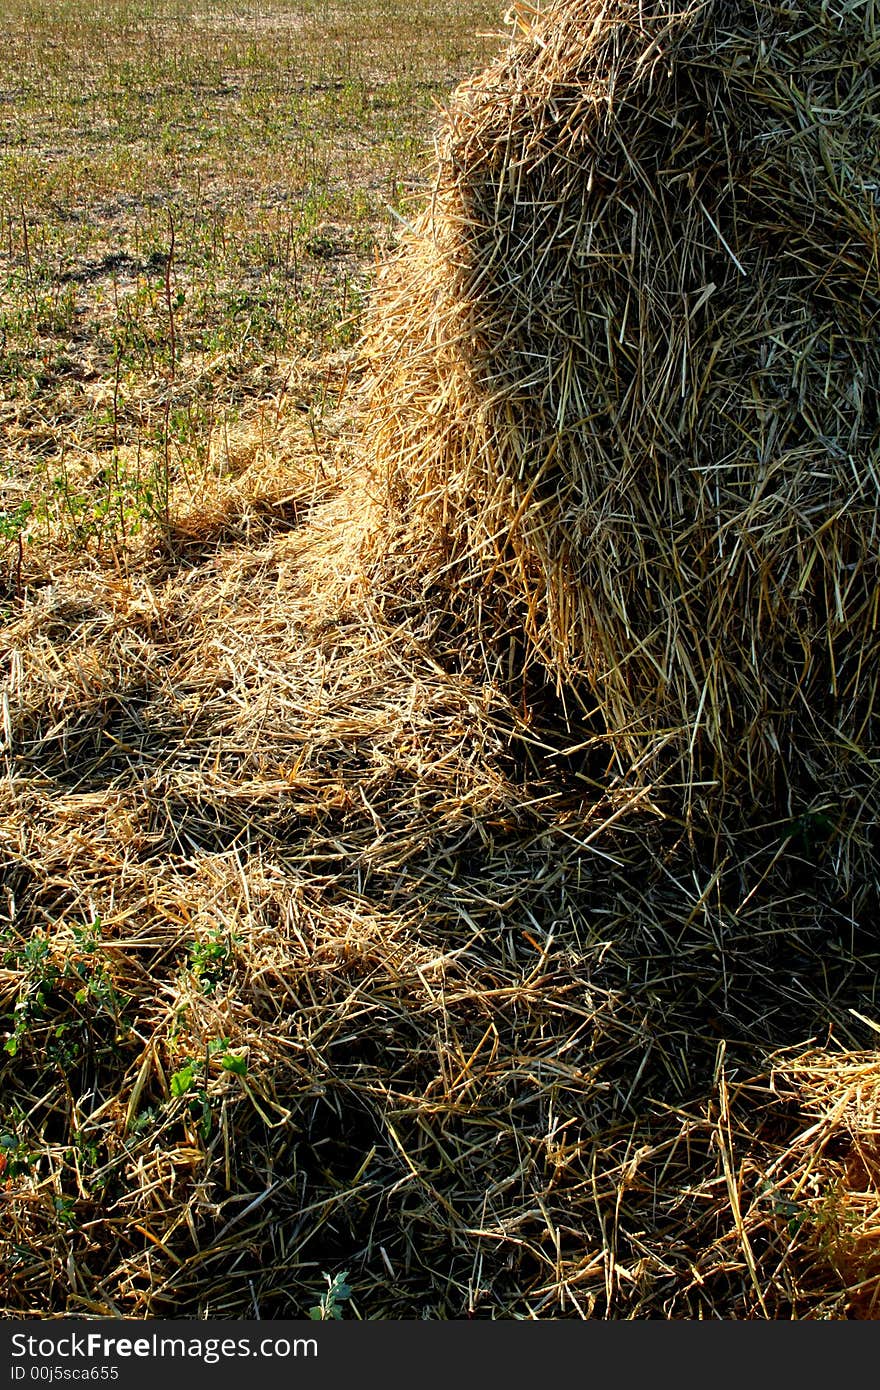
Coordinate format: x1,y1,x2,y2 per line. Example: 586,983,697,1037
1,0,879,1320
3,423,879,1316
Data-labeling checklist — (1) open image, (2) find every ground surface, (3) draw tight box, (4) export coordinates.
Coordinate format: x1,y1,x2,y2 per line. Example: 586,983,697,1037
1,1,879,1319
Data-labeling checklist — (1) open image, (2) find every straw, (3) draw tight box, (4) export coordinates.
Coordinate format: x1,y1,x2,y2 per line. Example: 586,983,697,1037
3,0,879,1320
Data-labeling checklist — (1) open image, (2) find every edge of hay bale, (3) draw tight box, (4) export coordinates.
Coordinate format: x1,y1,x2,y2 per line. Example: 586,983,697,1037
360,0,880,850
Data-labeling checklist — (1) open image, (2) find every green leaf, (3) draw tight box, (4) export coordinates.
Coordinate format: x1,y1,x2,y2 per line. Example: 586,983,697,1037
329,1272,352,1300
170,1065,195,1097
220,1051,248,1075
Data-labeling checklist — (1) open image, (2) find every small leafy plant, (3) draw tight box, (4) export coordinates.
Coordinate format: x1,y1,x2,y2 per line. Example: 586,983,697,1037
168,1038,248,1140
2,920,126,1062
189,929,235,993
309,1270,353,1320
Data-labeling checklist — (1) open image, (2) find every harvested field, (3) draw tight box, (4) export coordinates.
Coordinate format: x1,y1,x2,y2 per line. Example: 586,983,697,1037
1,0,880,1320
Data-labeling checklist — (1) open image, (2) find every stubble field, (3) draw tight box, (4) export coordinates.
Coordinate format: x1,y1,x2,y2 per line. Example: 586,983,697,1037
1,1,879,1319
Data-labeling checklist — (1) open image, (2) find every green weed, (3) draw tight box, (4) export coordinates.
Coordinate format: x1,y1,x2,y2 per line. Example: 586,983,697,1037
309,1270,353,1321
2,920,127,1063
188,929,235,993
168,1037,247,1141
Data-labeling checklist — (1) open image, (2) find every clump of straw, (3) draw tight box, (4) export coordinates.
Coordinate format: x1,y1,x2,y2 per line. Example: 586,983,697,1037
3,2,879,1322
363,0,880,848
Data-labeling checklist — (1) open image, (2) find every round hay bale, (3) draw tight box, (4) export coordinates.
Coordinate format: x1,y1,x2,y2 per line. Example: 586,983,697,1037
362,0,880,835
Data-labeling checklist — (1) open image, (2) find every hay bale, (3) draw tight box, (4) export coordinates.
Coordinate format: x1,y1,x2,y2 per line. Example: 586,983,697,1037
362,0,880,832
